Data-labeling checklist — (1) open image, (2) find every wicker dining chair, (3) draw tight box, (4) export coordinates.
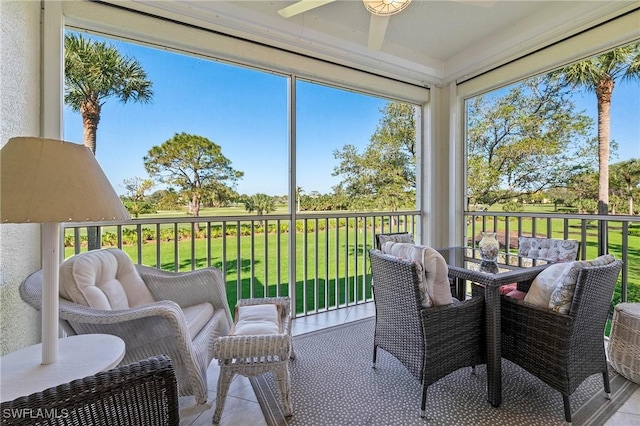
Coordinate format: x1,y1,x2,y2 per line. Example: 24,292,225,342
369,249,486,418
501,259,623,424
0,355,179,426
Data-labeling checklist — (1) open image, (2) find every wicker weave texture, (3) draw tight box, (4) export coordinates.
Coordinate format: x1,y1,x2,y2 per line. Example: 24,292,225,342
501,260,623,422
369,250,485,416
212,297,294,424
0,355,179,426
608,302,640,384
19,264,233,405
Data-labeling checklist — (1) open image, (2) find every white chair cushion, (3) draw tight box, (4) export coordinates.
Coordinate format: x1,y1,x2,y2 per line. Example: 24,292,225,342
381,242,452,307
232,304,282,335
548,254,616,314
523,263,569,308
59,249,155,310
182,302,215,338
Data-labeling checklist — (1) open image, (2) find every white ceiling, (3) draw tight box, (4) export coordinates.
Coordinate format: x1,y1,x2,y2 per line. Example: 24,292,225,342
128,0,639,86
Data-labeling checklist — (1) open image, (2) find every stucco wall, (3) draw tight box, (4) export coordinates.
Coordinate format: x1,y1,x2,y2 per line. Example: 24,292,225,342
0,0,43,355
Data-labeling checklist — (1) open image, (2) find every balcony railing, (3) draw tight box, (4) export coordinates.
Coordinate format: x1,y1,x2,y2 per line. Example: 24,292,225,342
62,209,638,317
465,211,639,303
63,211,419,317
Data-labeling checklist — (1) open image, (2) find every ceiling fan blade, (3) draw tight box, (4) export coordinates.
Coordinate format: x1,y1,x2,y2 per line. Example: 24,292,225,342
278,0,336,18
368,14,390,50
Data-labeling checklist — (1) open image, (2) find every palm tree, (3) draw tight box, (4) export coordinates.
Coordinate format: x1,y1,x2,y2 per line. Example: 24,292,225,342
554,43,640,218
65,32,153,249
554,43,640,253
64,32,153,154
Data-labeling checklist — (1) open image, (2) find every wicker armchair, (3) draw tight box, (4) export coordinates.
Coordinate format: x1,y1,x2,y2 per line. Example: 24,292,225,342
0,355,179,426
369,249,485,418
19,249,233,405
501,260,623,424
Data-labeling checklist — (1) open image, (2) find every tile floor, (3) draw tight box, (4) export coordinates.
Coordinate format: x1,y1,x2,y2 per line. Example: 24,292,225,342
179,302,640,426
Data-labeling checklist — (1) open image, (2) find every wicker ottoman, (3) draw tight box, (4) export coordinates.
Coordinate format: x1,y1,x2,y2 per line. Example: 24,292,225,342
211,297,294,424
608,303,640,384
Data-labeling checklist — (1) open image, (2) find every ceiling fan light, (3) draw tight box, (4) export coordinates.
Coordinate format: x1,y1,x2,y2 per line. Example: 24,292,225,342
363,0,411,16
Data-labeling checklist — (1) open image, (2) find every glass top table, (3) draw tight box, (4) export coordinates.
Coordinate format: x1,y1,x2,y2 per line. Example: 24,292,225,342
436,246,552,408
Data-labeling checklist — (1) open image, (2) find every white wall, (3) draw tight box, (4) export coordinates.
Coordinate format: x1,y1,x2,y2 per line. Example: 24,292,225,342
0,0,43,355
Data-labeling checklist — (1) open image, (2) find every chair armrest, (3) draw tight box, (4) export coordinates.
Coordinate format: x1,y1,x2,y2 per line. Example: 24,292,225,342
58,299,193,350
421,296,485,341
136,265,233,326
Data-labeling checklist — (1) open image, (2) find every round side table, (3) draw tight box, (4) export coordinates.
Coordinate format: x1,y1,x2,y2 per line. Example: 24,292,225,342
608,302,640,384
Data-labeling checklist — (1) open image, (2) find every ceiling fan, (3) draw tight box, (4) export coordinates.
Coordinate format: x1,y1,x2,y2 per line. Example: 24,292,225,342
278,0,496,51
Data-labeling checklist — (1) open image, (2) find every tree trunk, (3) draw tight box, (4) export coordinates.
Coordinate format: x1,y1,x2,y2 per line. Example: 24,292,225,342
595,76,614,255
81,99,102,249
192,193,201,231
80,99,101,154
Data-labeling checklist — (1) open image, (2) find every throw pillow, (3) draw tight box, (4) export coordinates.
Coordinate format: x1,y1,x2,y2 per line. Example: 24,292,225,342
506,289,527,300
548,254,615,314
381,242,452,307
523,262,569,308
377,233,414,248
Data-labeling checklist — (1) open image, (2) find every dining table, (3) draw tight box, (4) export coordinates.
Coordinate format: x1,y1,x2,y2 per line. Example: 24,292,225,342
436,246,552,408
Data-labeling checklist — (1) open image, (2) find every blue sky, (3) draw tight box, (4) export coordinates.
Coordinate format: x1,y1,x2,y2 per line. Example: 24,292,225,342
63,33,639,197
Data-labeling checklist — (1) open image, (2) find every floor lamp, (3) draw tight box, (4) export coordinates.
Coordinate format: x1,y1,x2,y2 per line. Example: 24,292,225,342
0,136,130,365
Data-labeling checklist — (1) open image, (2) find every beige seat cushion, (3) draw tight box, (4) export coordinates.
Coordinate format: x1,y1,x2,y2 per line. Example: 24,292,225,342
59,249,155,310
231,304,282,335
183,302,215,338
381,242,452,307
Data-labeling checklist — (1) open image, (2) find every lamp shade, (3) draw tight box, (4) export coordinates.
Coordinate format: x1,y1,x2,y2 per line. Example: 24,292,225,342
1,137,130,223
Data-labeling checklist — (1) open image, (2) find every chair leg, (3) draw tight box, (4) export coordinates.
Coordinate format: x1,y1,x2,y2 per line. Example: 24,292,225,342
372,344,378,369
290,339,297,360
275,364,293,417
603,370,612,399
562,394,572,424
213,367,235,424
420,384,428,418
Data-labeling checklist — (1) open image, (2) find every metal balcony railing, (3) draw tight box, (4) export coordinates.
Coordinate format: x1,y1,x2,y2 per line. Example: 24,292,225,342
62,211,420,317
465,211,639,304
62,210,638,317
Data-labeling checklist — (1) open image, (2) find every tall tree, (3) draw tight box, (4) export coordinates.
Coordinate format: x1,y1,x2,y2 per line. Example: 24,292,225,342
144,133,243,218
467,76,593,207
552,43,640,217
65,32,153,249
333,102,416,211
610,159,640,215
64,32,153,154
